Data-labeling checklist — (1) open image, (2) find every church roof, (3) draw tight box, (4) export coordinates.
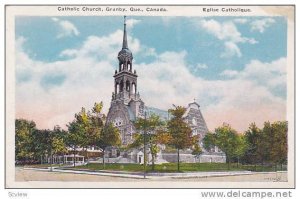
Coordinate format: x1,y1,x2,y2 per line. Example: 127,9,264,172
145,106,169,121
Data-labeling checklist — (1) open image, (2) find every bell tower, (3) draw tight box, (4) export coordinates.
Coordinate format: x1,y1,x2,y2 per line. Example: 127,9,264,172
106,16,144,145
112,16,140,105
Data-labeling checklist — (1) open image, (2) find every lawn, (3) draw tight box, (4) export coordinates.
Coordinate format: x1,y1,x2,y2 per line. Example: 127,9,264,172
72,162,282,173
23,164,63,169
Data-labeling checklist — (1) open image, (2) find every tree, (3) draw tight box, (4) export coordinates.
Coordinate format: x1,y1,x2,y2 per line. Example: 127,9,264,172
205,124,241,169
37,127,67,168
233,134,247,168
167,105,195,171
88,102,121,169
203,132,216,152
254,122,272,167
192,141,203,163
242,121,288,170
129,114,170,170
67,109,88,167
96,123,121,169
15,119,37,163
51,126,68,161
270,121,288,169
243,123,261,165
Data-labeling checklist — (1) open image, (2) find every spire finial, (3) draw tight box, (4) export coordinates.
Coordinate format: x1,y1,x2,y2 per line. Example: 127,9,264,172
122,16,128,49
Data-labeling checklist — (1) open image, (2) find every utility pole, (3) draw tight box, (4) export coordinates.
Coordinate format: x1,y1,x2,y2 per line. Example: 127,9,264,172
143,112,146,179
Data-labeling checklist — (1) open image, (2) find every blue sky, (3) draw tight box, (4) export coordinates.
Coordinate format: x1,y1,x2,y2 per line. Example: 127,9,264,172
15,16,288,131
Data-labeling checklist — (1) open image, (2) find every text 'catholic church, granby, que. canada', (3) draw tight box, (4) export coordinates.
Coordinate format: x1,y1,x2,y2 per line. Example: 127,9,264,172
105,17,225,164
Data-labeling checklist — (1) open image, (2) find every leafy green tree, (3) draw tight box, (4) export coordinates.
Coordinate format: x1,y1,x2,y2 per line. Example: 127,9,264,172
89,102,105,144
67,108,89,167
243,123,261,165
205,124,241,169
96,123,121,169
88,102,121,169
255,121,273,168
192,141,203,163
30,125,68,165
129,114,170,170
15,119,37,163
270,121,288,169
242,121,288,170
233,134,247,168
203,132,216,152
167,105,196,171
51,126,68,158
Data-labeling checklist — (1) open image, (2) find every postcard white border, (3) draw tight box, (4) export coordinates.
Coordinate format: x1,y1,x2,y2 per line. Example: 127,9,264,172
5,5,295,188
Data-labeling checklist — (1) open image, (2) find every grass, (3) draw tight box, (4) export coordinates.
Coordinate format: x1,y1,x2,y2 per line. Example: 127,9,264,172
72,162,267,173
25,163,287,173
24,164,63,169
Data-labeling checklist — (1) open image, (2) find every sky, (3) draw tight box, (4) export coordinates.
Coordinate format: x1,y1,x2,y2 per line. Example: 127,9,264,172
15,16,287,132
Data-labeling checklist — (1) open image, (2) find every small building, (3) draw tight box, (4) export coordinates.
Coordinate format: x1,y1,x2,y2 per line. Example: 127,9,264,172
46,154,85,166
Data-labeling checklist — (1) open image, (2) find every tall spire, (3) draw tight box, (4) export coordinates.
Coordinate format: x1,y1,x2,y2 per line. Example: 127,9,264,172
122,16,128,49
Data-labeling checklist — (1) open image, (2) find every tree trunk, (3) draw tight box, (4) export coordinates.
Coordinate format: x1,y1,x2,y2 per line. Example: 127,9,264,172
86,147,89,164
102,148,105,169
177,148,180,172
50,150,53,172
151,153,155,171
73,146,76,168
227,156,230,170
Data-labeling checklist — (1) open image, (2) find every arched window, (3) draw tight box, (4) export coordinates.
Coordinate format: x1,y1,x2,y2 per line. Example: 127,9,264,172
120,81,124,92
132,83,136,94
116,83,119,94
126,81,130,92
128,63,132,71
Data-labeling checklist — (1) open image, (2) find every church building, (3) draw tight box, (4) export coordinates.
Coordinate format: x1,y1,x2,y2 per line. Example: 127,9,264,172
106,17,225,163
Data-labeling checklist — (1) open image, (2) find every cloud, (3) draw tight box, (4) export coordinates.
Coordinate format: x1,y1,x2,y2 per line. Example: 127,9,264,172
250,18,275,33
16,30,286,133
219,57,286,94
200,19,255,44
60,30,141,61
137,53,286,132
126,19,141,29
199,19,257,58
239,58,287,88
234,18,248,24
221,41,242,58
189,63,208,74
52,17,80,38
15,29,147,130
196,63,208,69
220,69,239,77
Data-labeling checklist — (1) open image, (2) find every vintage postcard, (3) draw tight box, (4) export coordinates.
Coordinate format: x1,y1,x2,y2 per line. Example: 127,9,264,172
5,5,295,188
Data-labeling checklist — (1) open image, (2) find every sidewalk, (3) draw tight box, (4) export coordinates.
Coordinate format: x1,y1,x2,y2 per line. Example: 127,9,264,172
22,166,277,179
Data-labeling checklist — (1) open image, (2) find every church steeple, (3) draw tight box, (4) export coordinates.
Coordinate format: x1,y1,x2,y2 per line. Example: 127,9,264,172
118,16,133,72
122,16,128,49
113,16,139,104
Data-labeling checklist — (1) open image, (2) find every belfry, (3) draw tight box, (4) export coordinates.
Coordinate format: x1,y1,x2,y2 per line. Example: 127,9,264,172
106,16,145,145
